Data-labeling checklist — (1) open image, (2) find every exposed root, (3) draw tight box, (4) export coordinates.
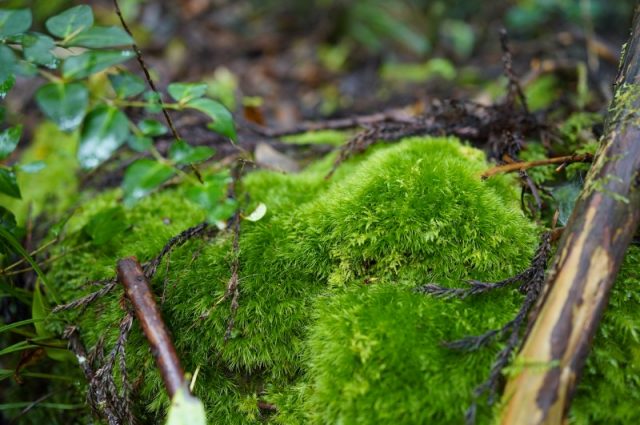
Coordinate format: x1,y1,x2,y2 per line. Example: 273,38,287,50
64,315,136,425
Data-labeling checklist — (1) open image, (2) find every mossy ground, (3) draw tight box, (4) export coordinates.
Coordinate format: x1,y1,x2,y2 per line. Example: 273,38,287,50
38,136,640,424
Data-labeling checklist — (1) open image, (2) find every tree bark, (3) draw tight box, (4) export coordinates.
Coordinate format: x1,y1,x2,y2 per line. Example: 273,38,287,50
499,7,640,425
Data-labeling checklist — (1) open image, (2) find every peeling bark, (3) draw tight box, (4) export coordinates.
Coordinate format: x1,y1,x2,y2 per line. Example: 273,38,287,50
499,7,640,425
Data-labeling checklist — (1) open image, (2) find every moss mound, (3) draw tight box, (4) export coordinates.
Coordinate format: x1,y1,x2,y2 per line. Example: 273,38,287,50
44,136,640,424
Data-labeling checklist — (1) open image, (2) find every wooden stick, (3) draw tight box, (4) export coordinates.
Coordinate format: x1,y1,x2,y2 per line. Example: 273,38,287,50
481,153,593,179
117,257,185,398
499,6,640,424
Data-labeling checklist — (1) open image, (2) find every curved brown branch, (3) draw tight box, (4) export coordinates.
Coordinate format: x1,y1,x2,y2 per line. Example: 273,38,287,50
481,153,593,179
117,257,185,398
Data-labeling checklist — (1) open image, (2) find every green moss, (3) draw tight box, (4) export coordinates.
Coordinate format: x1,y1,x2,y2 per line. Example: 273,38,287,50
41,136,638,424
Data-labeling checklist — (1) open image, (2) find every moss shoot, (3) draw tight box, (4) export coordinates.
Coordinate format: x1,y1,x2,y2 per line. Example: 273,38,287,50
43,137,640,424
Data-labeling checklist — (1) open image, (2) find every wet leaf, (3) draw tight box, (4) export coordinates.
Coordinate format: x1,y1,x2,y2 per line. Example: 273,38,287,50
62,50,135,80
166,386,207,425
186,174,235,223
65,26,133,48
144,91,162,113
186,98,236,141
551,181,582,226
169,140,214,164
122,159,175,206
244,203,267,222
0,206,17,235
0,45,16,89
0,9,32,37
45,5,93,39
84,206,128,245
21,32,57,68
168,82,208,103
0,125,21,160
35,82,88,131
78,105,130,169
139,119,168,137
127,135,153,153
109,71,146,99
0,167,20,199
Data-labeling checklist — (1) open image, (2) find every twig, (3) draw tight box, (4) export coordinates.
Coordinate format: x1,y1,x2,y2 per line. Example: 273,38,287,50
248,109,414,138
53,222,214,314
112,0,203,182
481,153,593,179
52,279,117,313
144,222,211,279
500,28,529,114
419,231,553,424
112,0,179,143
117,257,185,397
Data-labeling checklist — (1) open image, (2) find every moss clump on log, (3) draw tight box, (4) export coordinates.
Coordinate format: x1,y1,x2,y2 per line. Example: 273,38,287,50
42,137,639,424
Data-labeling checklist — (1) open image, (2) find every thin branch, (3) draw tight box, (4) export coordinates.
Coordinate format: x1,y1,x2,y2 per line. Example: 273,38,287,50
481,153,594,179
248,109,414,138
117,257,185,398
112,0,203,182
144,222,211,279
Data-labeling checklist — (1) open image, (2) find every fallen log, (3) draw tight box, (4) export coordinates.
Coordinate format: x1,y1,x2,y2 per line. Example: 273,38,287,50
499,7,640,425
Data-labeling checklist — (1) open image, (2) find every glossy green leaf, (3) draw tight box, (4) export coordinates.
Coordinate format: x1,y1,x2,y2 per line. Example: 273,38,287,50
0,9,32,37
35,82,88,131
45,5,93,38
0,125,21,160
21,32,57,68
168,82,208,102
139,119,168,137
84,206,128,245
127,135,153,153
0,206,17,235
17,160,45,174
169,140,214,165
78,105,130,169
551,181,582,226
185,173,236,223
122,159,175,206
0,167,20,199
186,98,236,141
0,74,15,100
109,72,145,98
65,26,133,48
144,91,162,113
0,45,16,88
166,386,207,425
13,60,37,77
62,50,135,80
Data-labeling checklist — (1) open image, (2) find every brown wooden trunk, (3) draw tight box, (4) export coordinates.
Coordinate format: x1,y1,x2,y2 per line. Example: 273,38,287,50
499,6,640,424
